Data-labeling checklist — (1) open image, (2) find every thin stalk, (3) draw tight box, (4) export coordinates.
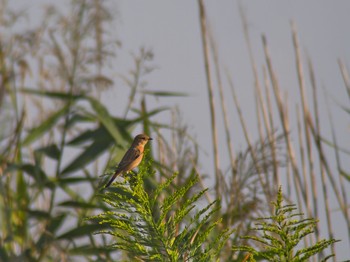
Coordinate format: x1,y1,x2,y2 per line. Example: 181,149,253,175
93,0,103,71
190,157,213,204
306,56,327,245
207,20,236,180
256,76,277,190
338,59,350,101
255,87,272,196
255,90,265,163
171,109,177,171
262,35,306,203
308,56,340,260
123,56,141,119
307,60,348,254
291,22,315,221
227,74,271,204
284,95,303,207
296,105,314,251
306,112,348,227
325,94,350,247
309,112,335,260
263,66,275,135
296,105,307,207
207,21,238,214
285,150,292,198
171,109,179,185
239,4,278,187
262,66,279,185
197,0,221,199
50,1,87,217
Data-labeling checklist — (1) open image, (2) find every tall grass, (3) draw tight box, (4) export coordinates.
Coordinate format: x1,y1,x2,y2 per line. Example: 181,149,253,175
198,1,348,260
0,0,347,261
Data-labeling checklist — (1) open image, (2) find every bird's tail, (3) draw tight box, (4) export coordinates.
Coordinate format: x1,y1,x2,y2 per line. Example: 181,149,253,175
105,172,120,188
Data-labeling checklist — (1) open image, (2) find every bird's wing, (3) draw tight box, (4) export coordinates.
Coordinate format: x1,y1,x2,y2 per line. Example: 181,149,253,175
117,147,141,172
105,147,141,188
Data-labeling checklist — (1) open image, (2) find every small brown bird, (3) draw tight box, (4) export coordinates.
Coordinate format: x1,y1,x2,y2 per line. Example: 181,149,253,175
105,134,152,188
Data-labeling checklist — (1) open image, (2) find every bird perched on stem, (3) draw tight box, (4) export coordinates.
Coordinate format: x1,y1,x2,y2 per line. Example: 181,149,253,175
105,134,152,188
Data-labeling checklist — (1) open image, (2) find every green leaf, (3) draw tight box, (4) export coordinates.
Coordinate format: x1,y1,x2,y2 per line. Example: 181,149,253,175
66,113,96,128
88,97,123,144
141,90,189,97
36,214,66,250
57,224,108,240
232,187,338,260
35,144,61,160
58,200,99,209
61,128,113,176
340,168,350,182
20,88,85,100
0,246,9,262
57,176,96,185
151,172,178,205
27,209,51,220
66,126,106,147
132,107,170,121
6,163,54,189
68,245,114,255
23,105,69,146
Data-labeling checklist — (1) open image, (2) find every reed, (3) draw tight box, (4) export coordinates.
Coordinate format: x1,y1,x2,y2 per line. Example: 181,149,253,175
0,0,347,260
198,0,221,201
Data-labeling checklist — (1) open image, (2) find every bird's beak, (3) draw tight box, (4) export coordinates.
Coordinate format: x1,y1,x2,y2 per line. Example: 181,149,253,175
148,137,153,141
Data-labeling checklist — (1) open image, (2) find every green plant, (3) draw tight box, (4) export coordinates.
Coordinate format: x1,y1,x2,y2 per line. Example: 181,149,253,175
0,0,348,260
0,1,182,260
232,186,338,262
89,154,233,261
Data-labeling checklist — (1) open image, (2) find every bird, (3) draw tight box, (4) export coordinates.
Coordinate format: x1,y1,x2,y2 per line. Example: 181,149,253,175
105,133,152,188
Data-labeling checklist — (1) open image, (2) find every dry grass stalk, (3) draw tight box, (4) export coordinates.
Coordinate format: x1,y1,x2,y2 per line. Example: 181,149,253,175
296,105,315,252
261,34,306,203
308,57,334,250
239,4,279,190
198,0,221,199
338,59,350,100
308,56,350,256
306,112,348,226
207,21,237,184
262,66,279,185
291,22,316,218
325,95,350,245
227,74,271,203
255,89,269,188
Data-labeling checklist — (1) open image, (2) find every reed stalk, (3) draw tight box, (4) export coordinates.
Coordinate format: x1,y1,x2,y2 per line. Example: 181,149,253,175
198,0,221,200
325,95,350,247
239,4,279,190
291,22,314,219
227,74,271,203
262,34,306,204
338,59,350,101
306,113,348,226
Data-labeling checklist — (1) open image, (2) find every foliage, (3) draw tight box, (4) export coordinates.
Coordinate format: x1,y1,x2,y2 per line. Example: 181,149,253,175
232,187,339,261
0,0,348,261
90,156,233,262
0,0,180,260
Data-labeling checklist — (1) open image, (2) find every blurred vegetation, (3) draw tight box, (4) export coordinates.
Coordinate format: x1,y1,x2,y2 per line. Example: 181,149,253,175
232,187,338,262
90,159,233,261
0,0,348,261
